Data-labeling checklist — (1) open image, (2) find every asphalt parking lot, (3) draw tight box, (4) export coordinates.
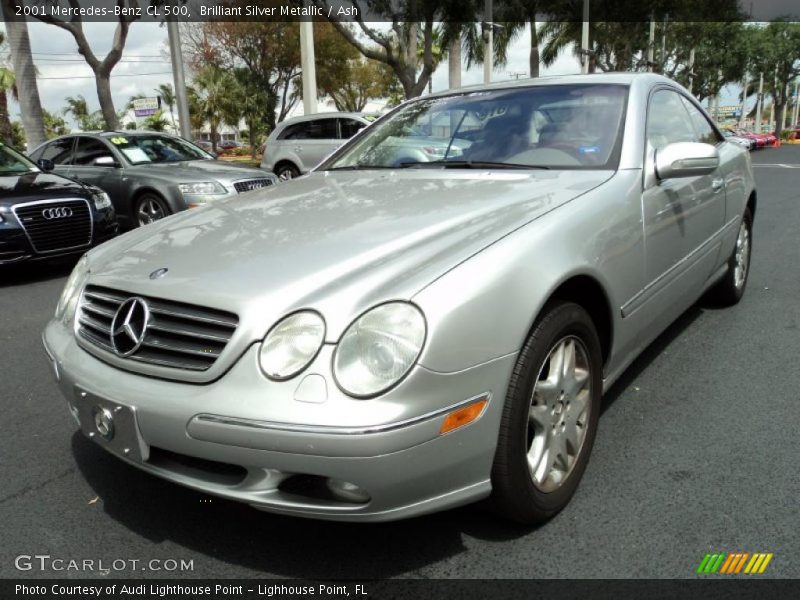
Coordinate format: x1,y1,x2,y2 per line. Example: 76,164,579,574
1,146,799,580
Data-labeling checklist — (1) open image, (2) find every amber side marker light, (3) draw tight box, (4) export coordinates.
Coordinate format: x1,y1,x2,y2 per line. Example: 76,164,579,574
440,398,488,435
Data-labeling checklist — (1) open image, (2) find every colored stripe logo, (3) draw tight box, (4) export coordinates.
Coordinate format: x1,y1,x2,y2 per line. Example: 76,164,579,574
697,552,773,574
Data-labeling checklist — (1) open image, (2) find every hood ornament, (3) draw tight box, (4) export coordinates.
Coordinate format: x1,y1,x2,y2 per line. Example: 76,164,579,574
149,268,169,280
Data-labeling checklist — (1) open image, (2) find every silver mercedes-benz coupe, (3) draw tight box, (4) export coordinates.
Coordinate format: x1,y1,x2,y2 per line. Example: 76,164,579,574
43,74,755,523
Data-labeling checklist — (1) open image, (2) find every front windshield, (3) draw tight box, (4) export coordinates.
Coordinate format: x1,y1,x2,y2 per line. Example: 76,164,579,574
108,134,213,165
325,84,629,171
0,143,37,176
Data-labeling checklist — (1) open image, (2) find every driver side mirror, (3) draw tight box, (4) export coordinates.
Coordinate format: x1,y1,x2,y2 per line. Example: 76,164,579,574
37,158,55,172
655,142,719,180
92,156,117,167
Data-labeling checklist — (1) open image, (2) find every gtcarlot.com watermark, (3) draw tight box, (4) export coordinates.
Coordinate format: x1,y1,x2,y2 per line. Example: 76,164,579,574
14,554,194,573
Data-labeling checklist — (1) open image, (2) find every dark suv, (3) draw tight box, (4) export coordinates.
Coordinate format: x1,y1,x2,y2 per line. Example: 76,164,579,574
0,143,117,265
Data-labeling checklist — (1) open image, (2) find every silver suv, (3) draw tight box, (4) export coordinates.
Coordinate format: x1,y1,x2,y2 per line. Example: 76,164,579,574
261,112,376,180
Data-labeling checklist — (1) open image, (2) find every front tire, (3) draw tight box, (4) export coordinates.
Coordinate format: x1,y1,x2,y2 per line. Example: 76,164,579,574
711,208,752,306
491,302,603,524
134,193,171,227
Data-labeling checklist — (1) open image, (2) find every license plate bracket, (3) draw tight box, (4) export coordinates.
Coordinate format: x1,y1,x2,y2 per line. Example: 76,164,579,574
74,387,149,463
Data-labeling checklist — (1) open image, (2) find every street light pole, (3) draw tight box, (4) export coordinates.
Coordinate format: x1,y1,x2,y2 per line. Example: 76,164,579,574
647,15,655,73
792,81,799,127
167,19,191,140
581,0,590,74
739,73,749,129
483,0,493,84
755,71,763,132
687,48,695,94
299,16,318,114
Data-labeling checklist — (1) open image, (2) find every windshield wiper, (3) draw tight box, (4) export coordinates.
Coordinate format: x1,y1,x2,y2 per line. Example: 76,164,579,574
399,160,550,170
324,165,397,171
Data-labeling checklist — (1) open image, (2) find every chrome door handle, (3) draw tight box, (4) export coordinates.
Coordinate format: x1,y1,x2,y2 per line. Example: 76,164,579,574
711,178,724,192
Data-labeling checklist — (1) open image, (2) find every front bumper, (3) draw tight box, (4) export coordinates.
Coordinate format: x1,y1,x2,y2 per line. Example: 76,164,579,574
43,319,516,522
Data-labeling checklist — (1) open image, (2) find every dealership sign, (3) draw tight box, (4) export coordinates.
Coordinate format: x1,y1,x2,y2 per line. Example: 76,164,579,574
133,97,160,117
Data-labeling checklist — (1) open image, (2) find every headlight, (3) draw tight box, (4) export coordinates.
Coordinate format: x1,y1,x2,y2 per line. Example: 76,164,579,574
333,302,426,398
259,311,326,380
178,182,227,195
91,191,112,210
55,255,90,323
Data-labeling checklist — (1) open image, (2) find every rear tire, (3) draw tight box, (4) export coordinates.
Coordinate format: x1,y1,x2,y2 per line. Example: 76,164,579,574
133,193,170,227
711,208,752,306
491,302,603,524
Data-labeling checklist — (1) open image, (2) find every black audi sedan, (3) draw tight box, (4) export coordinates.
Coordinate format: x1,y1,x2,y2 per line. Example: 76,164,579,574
0,143,118,265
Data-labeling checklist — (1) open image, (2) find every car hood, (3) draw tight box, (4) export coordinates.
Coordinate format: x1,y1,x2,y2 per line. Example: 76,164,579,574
0,171,90,203
126,159,270,181
87,169,611,339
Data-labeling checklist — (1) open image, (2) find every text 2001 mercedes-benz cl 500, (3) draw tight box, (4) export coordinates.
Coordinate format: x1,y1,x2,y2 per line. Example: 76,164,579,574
43,74,755,523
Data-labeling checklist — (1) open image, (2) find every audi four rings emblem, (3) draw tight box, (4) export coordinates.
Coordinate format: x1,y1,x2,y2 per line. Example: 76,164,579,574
42,207,73,219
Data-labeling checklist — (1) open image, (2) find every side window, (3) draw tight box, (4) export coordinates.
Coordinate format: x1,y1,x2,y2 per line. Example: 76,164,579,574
680,97,722,145
304,119,338,140
339,118,366,139
279,123,310,140
646,90,696,150
38,138,75,165
73,138,115,166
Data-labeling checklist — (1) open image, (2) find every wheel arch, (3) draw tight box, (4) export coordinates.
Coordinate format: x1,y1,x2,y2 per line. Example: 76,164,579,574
534,274,614,370
274,159,301,176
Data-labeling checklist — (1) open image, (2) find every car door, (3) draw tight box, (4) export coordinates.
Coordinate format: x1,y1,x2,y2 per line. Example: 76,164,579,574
32,137,76,178
641,88,724,294
69,137,126,209
301,118,340,169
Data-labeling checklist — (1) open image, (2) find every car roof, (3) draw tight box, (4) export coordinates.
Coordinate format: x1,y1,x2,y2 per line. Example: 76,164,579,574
276,112,374,128
424,72,674,99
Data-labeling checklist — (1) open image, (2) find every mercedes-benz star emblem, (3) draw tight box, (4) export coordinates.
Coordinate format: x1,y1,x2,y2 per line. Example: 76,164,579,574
92,405,115,440
149,267,169,280
42,207,73,220
110,297,150,356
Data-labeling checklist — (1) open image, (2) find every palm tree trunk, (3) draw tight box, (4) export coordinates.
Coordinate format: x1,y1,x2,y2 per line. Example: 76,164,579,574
529,17,540,78
0,91,13,145
448,35,461,89
1,0,46,148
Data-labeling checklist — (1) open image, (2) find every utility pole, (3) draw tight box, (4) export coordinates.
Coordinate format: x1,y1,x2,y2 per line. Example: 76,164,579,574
167,19,191,140
483,0,493,84
647,14,655,72
755,71,763,132
687,48,695,94
299,14,318,114
792,81,799,127
769,71,777,132
581,0,590,74
660,14,668,72
739,73,749,129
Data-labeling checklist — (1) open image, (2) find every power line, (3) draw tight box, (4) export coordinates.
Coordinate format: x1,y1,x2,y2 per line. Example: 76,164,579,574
30,51,164,57
37,71,173,80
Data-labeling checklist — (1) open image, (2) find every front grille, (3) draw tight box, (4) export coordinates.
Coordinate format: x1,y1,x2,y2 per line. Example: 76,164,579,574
12,199,92,253
233,178,273,193
77,285,238,371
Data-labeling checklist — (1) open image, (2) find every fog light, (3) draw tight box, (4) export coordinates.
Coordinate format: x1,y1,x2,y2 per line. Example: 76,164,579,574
440,397,488,435
326,479,370,503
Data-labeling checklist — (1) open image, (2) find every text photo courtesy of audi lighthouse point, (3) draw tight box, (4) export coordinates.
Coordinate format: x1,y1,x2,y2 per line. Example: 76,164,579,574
2,0,800,597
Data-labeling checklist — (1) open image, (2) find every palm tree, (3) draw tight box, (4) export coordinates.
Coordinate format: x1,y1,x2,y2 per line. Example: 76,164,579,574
0,2,46,148
64,95,91,130
0,33,17,145
190,67,234,153
155,83,177,131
